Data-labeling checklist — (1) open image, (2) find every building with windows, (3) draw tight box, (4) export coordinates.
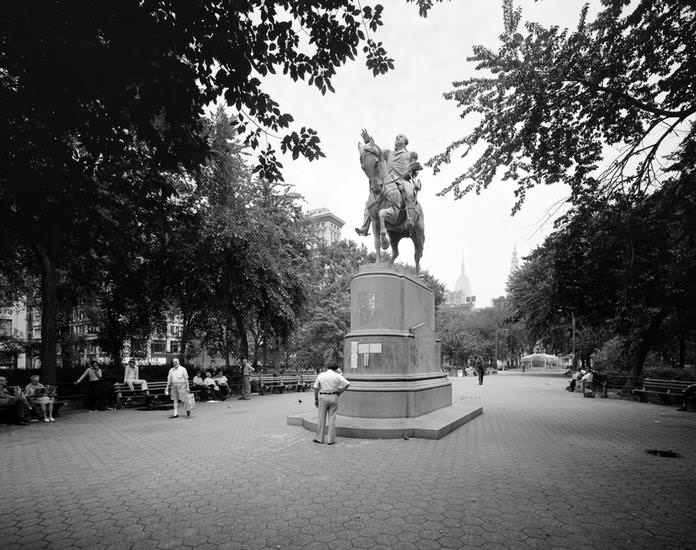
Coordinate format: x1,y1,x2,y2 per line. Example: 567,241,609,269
306,207,345,245
0,299,184,368
0,303,30,368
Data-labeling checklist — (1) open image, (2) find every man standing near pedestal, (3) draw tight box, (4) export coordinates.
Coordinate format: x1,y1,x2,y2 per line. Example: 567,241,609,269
312,365,350,445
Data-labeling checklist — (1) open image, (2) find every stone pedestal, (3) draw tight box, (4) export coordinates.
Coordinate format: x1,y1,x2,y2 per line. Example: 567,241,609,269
341,264,451,418
288,264,481,439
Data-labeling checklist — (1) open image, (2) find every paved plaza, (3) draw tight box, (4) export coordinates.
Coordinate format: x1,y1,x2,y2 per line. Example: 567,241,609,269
1,372,695,550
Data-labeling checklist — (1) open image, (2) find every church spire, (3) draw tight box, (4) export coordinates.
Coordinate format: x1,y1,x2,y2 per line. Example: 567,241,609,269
510,245,519,274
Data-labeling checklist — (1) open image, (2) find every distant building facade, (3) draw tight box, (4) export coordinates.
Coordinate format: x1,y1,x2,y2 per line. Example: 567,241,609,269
0,299,184,368
306,208,345,245
0,303,31,368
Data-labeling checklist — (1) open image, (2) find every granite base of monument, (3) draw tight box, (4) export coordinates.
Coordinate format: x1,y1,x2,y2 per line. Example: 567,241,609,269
288,264,482,440
287,401,482,440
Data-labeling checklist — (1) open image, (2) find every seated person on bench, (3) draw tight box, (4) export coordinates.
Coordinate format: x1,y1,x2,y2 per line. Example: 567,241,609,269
580,369,593,393
203,371,221,402
25,374,56,422
192,370,212,401
567,369,582,392
0,376,31,425
213,369,229,400
123,359,149,392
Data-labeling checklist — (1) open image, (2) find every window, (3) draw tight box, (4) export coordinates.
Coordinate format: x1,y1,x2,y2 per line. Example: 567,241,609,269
0,351,16,368
0,319,12,336
151,340,167,354
130,339,147,356
170,341,180,353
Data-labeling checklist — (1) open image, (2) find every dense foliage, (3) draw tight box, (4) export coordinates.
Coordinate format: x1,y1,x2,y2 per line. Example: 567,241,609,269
1,1,439,381
429,0,696,380
429,0,695,213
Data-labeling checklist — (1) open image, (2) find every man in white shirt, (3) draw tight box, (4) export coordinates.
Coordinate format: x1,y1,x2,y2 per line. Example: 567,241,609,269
123,359,149,392
581,369,594,395
203,371,220,402
312,365,350,445
213,369,229,400
164,358,191,418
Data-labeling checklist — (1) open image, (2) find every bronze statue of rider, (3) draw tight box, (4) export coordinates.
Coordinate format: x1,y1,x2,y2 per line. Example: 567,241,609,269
355,129,422,237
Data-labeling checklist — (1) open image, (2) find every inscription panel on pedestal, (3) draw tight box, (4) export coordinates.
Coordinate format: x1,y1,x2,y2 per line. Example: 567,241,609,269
350,340,383,369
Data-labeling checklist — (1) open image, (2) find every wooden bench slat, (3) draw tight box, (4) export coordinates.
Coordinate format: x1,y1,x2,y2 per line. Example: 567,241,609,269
252,373,317,394
633,378,696,403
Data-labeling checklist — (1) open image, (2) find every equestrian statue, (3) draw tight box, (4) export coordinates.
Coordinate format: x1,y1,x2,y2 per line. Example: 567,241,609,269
355,129,425,272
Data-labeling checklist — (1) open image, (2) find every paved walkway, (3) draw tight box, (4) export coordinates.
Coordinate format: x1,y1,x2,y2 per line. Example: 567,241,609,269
1,372,694,550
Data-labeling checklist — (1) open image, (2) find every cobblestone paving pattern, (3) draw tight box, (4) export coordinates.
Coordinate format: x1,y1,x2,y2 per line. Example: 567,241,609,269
1,372,695,549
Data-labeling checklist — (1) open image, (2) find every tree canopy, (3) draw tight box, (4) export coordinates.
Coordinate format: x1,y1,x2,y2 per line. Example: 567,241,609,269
428,0,696,380
1,0,440,380
429,0,695,213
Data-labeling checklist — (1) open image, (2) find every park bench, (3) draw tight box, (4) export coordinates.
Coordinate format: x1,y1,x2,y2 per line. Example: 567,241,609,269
114,381,203,409
2,384,86,420
255,373,317,395
114,381,164,409
51,383,88,416
632,378,696,405
25,384,79,418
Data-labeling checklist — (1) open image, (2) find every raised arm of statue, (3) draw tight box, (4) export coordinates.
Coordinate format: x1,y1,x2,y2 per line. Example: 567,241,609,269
361,128,373,144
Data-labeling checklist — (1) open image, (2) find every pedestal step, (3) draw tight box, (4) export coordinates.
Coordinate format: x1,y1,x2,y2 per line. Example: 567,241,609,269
287,401,482,440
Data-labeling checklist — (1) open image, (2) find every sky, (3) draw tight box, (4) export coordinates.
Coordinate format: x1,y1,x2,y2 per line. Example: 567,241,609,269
260,1,597,306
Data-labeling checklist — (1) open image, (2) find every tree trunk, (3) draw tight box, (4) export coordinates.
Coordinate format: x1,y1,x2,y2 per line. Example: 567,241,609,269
35,244,58,384
180,310,194,364
101,312,124,370
261,327,269,370
233,311,248,360
274,334,282,373
677,311,686,369
627,308,670,388
217,320,231,368
111,336,125,370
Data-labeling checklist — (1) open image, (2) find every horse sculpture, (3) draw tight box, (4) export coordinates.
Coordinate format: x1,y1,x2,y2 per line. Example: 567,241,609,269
358,141,425,272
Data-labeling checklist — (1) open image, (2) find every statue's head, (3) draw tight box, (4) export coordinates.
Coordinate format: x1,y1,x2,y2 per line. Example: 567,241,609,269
394,134,408,149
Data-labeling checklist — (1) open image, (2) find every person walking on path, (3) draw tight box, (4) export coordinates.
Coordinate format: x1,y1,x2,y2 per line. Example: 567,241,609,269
75,361,107,411
164,358,191,418
474,356,486,386
312,365,350,445
240,358,255,400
